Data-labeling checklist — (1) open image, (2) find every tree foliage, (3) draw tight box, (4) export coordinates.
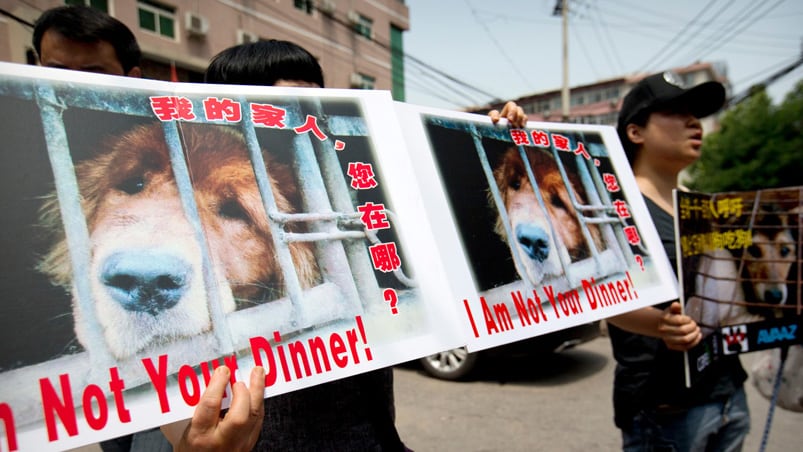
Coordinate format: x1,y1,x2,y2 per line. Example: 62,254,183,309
688,80,803,192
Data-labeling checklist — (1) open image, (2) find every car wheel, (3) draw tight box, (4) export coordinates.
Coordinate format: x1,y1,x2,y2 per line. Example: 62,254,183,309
419,347,479,380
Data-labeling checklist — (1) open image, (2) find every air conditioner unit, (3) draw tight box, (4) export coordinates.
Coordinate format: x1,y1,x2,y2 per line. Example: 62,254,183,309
237,29,259,44
185,12,209,37
347,10,361,24
318,0,336,16
349,72,364,88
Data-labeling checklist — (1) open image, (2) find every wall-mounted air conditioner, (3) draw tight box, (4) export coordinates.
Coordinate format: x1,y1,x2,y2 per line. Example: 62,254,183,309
347,10,361,24
350,72,376,89
185,12,209,37
318,0,336,16
237,29,260,44
349,72,364,88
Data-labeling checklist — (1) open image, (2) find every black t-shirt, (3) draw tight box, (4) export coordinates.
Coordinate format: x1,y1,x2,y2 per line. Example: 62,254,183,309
252,368,407,451
607,196,747,429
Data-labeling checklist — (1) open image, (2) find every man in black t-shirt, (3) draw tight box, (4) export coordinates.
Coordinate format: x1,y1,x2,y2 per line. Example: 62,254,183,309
608,72,749,451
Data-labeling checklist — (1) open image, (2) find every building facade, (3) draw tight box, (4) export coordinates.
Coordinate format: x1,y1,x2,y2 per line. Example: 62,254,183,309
477,61,730,132
0,0,409,99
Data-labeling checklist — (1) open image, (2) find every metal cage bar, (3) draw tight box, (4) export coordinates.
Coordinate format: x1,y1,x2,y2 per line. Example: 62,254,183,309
426,117,630,290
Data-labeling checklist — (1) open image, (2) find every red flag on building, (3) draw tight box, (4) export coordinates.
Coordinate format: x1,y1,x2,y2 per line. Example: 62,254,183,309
170,61,178,82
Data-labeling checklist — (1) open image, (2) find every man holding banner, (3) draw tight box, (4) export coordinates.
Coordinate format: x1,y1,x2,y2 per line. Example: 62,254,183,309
609,72,750,451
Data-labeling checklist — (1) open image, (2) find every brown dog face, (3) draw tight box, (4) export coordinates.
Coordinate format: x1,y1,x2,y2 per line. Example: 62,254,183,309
739,209,797,315
38,123,319,359
493,147,601,284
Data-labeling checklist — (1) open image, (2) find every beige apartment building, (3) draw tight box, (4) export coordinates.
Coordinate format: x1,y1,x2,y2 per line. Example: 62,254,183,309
0,0,409,99
477,61,730,133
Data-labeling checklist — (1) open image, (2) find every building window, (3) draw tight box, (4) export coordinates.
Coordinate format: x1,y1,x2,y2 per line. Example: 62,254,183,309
350,72,375,90
65,0,109,12
349,12,373,39
138,1,176,39
390,25,405,101
294,0,314,14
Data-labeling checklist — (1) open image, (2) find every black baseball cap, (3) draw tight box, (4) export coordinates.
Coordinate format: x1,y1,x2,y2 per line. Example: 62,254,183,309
617,71,726,132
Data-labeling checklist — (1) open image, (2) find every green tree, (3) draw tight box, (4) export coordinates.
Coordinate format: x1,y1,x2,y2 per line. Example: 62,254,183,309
688,80,803,192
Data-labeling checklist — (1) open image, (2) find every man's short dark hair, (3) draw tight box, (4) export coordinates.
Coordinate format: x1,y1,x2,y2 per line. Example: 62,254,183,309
205,40,325,88
32,5,141,74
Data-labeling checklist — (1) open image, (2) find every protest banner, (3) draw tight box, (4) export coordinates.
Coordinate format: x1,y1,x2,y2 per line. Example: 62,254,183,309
0,62,676,450
395,103,679,352
675,187,802,402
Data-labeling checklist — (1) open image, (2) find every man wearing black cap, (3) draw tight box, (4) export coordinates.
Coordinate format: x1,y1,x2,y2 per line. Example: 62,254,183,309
606,72,750,451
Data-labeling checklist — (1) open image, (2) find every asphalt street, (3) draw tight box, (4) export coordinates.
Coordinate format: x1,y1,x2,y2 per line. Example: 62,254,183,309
393,333,802,452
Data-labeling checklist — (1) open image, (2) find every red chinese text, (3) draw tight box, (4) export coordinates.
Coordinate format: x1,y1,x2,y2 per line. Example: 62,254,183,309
347,162,378,189
203,97,242,122
150,96,196,121
294,114,327,141
358,202,390,230
251,103,287,128
369,243,402,272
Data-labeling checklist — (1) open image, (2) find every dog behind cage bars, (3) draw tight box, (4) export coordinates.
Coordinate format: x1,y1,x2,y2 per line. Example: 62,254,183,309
490,146,604,285
37,122,321,359
685,194,801,331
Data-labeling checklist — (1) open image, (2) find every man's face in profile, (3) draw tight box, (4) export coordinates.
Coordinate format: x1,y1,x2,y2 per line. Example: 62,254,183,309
38,29,140,77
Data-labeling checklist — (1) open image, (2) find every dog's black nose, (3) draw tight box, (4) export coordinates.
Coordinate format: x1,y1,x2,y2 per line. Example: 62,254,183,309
516,224,550,262
100,251,192,315
764,288,786,304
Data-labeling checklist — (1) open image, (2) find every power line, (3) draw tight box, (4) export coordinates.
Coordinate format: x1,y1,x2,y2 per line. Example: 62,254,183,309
570,21,601,80
728,54,803,106
676,0,786,65
0,8,34,29
463,0,535,91
636,0,723,73
588,0,626,74
234,1,508,106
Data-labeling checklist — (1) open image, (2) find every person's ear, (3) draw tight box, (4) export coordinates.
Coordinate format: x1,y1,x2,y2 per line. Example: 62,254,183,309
126,66,142,78
626,123,645,146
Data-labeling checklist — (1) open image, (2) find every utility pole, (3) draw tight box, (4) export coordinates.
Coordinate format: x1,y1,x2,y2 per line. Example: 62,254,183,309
553,0,569,121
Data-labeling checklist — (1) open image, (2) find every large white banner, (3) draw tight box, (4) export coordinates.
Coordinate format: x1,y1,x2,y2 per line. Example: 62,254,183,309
0,62,676,450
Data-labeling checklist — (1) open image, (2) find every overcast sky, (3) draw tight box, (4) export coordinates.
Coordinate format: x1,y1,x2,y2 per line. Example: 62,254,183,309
402,0,803,110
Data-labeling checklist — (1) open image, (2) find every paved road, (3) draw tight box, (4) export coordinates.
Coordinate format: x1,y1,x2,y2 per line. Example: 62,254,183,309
393,335,802,452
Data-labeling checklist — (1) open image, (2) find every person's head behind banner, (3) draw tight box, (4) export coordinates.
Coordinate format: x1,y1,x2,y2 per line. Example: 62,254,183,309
205,40,324,88
617,71,725,164
32,5,141,77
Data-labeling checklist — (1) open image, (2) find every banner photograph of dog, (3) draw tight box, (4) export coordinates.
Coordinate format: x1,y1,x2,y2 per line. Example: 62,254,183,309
393,104,680,351
677,187,803,410
0,64,465,450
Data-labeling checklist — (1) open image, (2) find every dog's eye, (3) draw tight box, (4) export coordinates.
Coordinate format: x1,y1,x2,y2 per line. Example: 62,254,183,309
780,245,793,257
550,193,567,209
510,179,522,190
118,176,145,194
219,199,249,221
746,245,762,258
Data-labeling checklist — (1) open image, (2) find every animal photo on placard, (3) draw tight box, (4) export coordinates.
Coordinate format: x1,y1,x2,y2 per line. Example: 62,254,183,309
419,115,648,299
36,122,321,360
491,146,605,285
683,189,801,335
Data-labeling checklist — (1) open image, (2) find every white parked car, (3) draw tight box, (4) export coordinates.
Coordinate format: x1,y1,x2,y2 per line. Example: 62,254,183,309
418,321,601,380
